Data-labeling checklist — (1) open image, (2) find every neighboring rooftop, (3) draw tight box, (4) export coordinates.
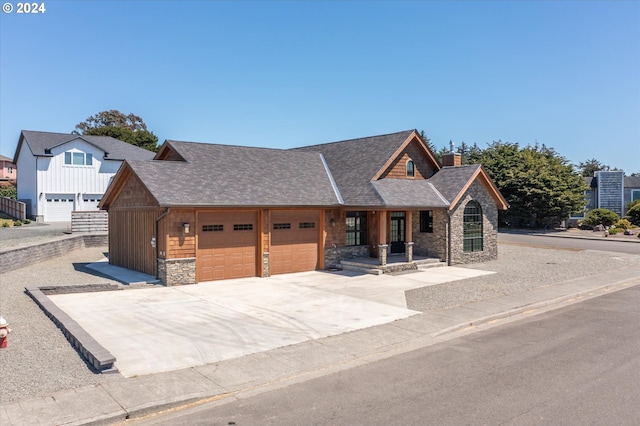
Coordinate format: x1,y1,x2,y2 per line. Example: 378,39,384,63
16,130,156,162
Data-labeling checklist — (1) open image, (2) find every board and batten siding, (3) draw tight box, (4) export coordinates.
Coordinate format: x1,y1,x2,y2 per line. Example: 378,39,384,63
107,170,162,276
109,210,160,276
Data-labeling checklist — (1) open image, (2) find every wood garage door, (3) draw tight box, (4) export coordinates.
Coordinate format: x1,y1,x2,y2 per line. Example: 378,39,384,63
197,211,257,282
270,210,319,275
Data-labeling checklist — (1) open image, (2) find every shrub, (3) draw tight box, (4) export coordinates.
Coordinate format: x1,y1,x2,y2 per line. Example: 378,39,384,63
608,228,619,235
615,219,632,230
1,221,10,227
583,208,619,227
13,220,22,226
23,218,31,224
626,204,640,226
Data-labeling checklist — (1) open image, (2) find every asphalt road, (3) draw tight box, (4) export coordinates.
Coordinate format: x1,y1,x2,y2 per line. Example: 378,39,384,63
139,285,640,425
498,231,640,255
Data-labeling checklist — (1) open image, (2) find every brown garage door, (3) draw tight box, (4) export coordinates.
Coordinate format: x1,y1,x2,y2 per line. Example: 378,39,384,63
270,210,319,275
197,211,257,282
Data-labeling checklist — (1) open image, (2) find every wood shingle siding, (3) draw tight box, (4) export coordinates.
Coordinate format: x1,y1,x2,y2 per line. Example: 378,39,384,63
379,139,438,179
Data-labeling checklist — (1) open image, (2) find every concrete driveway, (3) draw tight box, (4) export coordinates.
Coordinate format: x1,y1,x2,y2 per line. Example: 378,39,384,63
49,268,493,378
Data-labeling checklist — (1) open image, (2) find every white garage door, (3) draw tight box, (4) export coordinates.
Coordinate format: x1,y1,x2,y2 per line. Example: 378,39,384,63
45,194,75,222
82,194,102,211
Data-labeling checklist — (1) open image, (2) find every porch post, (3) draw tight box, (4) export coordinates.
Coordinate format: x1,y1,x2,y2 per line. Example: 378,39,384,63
378,210,387,266
405,210,413,262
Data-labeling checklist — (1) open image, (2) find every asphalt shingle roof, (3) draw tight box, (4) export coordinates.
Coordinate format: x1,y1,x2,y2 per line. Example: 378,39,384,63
130,142,341,207
371,179,449,208
18,130,155,161
106,130,504,210
426,164,482,204
291,130,416,206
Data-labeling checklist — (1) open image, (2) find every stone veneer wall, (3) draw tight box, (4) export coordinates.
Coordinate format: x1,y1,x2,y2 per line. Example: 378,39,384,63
449,180,499,264
412,208,448,261
157,257,196,286
324,245,370,269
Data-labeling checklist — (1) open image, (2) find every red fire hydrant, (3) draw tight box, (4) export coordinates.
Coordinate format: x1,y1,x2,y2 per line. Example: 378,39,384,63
0,317,11,348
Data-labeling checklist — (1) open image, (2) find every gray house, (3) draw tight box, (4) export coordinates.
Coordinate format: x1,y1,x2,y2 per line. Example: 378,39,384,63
578,171,640,219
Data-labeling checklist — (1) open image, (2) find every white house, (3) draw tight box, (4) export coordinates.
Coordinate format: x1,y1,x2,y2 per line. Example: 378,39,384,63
14,130,155,222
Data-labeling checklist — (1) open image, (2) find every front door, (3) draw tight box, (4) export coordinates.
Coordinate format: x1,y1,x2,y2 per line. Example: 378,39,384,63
390,212,405,253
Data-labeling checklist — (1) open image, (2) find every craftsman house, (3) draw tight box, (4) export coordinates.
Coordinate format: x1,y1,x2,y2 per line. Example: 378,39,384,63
13,130,155,222
100,130,508,285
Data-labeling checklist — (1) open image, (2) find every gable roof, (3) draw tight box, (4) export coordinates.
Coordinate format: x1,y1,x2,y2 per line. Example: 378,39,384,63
0,154,14,163
15,130,155,163
292,129,438,206
103,142,342,207
102,130,508,211
428,164,508,210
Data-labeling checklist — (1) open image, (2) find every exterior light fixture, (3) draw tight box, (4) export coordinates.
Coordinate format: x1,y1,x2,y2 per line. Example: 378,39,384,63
183,223,190,234
330,218,336,228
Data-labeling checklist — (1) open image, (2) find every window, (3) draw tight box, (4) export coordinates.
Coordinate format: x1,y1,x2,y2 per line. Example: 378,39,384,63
233,224,253,231
273,223,291,230
420,210,433,233
346,211,367,246
203,224,223,232
64,151,93,166
632,190,640,202
463,201,483,252
299,222,315,229
7,167,12,173
406,160,415,177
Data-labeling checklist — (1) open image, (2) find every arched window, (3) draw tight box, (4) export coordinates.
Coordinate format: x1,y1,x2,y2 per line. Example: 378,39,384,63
463,201,483,252
406,160,415,177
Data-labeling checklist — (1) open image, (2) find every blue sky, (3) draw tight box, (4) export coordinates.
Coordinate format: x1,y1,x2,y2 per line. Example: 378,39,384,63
1,1,638,173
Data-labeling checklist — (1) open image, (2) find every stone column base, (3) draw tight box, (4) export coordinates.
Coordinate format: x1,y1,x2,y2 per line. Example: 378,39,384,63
157,258,196,286
378,244,388,266
405,242,414,262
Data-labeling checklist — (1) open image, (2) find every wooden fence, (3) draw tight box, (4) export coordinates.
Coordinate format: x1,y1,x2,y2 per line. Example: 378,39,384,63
0,197,26,220
71,210,108,233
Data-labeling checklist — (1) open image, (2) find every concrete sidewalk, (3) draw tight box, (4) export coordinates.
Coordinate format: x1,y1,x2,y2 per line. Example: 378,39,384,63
2,265,638,426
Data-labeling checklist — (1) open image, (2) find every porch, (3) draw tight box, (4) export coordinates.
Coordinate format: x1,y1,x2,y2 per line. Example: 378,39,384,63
340,254,446,276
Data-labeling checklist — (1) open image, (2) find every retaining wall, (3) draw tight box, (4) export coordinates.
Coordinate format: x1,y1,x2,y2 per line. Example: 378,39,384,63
0,234,108,272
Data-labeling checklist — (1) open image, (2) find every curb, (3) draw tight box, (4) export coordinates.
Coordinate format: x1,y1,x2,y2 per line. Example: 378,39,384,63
430,276,640,339
25,285,119,373
533,233,640,244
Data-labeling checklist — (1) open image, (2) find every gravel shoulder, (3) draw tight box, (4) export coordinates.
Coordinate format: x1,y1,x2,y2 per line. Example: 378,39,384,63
1,241,639,404
0,247,124,404
406,243,640,311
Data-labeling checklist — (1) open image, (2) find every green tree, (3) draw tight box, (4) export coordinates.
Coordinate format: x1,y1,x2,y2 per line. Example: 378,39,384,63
583,208,619,227
577,158,610,177
625,204,640,226
419,130,437,156
74,110,159,152
467,141,588,228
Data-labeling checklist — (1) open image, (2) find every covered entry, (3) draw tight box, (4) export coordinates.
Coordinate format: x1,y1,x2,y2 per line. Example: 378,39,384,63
270,210,320,275
197,211,258,281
